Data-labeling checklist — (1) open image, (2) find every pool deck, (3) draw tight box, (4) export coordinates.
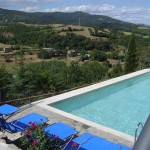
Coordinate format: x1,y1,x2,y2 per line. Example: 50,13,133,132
2,69,150,148
2,103,133,148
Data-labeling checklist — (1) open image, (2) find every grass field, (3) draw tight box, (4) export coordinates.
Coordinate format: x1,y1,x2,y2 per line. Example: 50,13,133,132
138,26,150,30
143,36,149,38
0,43,11,48
50,24,108,39
123,32,132,36
0,50,74,73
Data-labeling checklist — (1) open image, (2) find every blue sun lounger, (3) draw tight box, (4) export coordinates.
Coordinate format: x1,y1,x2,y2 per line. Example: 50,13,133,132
10,112,48,131
64,132,132,150
1,112,48,132
62,132,93,150
43,122,78,142
0,104,20,132
0,104,20,116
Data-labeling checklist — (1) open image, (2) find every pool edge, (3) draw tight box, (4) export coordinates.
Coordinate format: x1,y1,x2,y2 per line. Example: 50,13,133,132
37,69,150,144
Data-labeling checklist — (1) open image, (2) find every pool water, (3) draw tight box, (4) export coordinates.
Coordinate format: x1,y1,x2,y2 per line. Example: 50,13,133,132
51,73,150,136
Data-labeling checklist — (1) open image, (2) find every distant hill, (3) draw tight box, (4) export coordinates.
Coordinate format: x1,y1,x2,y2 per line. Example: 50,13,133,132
0,8,136,29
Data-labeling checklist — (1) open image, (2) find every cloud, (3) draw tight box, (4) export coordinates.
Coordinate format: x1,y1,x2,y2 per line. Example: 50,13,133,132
0,0,58,9
45,4,150,24
10,0,39,3
20,6,39,12
8,0,57,3
10,0,56,3
46,4,115,13
0,0,59,14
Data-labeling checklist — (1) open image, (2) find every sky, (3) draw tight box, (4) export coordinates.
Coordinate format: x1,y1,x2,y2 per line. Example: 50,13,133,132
0,0,150,25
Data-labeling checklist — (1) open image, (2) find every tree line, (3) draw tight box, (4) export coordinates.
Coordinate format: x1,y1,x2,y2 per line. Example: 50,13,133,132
0,60,111,101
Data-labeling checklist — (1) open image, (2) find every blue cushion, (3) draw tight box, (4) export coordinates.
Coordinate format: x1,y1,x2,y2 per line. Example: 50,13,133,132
44,122,77,141
0,104,19,115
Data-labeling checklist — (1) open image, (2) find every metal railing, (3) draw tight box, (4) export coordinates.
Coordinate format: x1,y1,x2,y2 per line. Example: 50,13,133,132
134,122,144,143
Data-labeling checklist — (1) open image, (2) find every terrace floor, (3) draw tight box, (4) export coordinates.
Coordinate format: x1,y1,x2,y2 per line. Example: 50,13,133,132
0,102,134,149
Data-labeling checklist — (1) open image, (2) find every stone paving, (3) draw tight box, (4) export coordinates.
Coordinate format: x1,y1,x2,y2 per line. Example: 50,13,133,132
1,103,134,149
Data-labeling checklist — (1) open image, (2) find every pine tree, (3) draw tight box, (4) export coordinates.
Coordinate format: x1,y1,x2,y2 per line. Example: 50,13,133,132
125,34,139,74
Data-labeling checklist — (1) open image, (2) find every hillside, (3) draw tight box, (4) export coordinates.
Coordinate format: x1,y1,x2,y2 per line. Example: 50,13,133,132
0,8,135,29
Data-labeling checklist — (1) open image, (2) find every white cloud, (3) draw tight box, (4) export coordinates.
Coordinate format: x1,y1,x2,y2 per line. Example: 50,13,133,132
10,0,56,3
0,0,59,9
46,4,115,13
10,0,39,3
20,6,39,12
0,0,59,13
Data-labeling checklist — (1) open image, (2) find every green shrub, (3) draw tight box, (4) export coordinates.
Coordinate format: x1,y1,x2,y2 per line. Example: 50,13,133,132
20,122,62,150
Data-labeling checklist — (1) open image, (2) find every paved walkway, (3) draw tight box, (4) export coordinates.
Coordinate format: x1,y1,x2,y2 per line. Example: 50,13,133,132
0,134,20,150
1,103,133,149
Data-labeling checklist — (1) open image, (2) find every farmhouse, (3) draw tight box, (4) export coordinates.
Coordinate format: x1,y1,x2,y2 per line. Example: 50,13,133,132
3,47,12,53
67,49,77,57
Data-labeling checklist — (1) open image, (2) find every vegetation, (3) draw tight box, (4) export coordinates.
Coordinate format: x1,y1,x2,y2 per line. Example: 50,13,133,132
37,49,52,59
0,65,12,88
139,47,150,68
125,34,139,73
90,49,107,61
19,123,62,150
0,10,150,103
108,64,124,78
0,23,112,52
0,60,109,101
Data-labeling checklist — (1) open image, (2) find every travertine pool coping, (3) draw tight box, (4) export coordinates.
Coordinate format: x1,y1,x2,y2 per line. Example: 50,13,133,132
37,69,150,144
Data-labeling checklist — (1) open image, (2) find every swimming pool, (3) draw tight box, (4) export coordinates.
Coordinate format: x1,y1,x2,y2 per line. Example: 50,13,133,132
50,71,150,136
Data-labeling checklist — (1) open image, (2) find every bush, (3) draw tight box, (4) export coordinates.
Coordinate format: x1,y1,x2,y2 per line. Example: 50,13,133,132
90,49,107,62
37,49,51,59
20,122,62,150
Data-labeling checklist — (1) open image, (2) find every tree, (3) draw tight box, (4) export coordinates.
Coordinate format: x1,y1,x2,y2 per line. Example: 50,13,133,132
81,61,108,83
108,64,123,78
90,49,107,62
37,49,50,59
68,62,82,86
124,34,139,74
0,65,12,88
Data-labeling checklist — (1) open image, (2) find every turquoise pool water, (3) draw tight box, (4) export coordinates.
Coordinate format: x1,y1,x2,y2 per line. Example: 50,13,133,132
50,73,150,136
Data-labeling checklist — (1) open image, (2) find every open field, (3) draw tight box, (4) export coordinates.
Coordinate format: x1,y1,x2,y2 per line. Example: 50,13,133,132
108,59,119,65
0,51,119,73
15,23,101,39
123,32,132,36
0,51,75,73
0,43,11,48
50,24,108,40
143,35,150,38
138,26,150,30
55,24,96,39
49,24,66,28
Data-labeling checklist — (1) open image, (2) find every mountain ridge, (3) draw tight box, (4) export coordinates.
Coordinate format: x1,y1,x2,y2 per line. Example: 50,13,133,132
0,8,136,28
